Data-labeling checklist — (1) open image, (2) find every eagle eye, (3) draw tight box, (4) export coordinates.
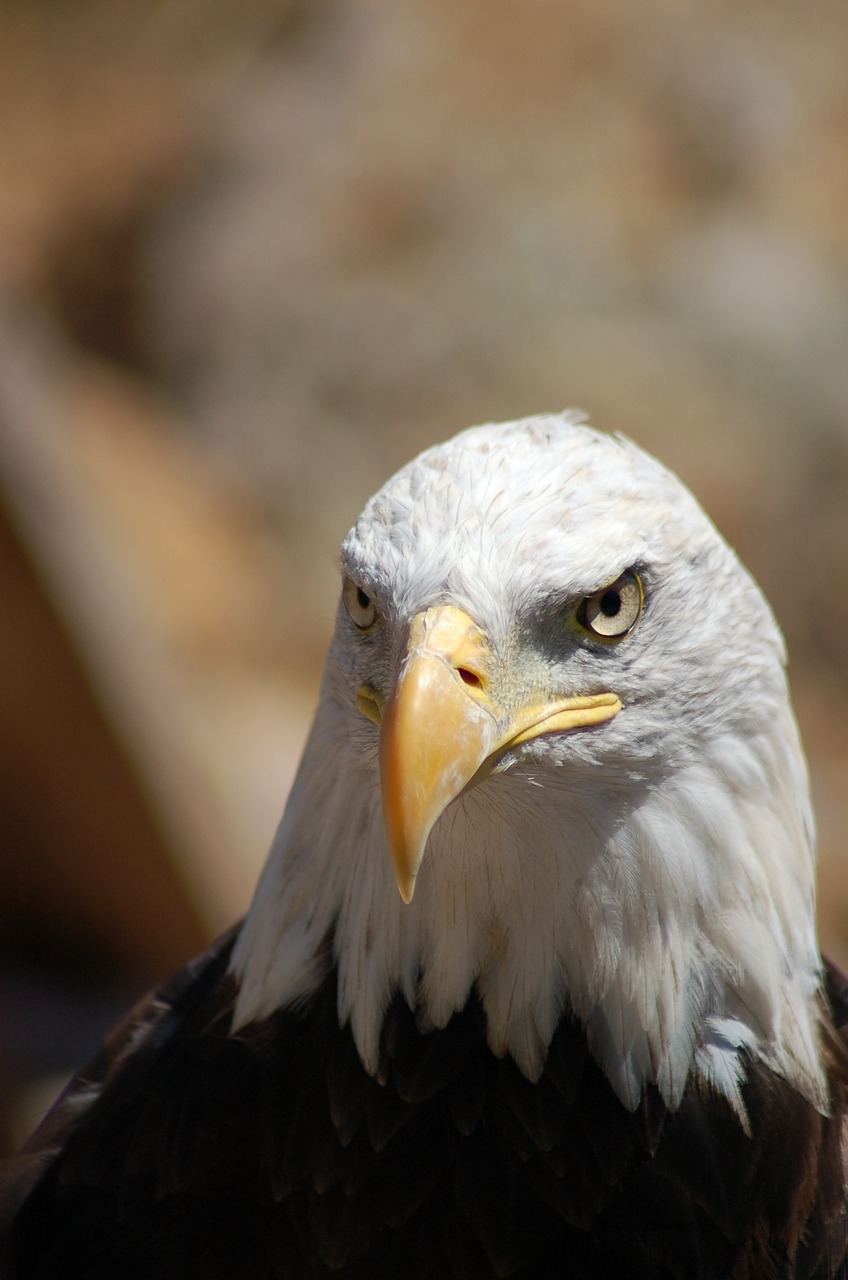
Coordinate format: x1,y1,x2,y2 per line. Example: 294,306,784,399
343,578,377,630
578,570,642,640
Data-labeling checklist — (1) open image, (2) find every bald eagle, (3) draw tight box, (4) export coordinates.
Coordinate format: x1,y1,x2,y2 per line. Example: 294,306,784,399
2,414,847,1279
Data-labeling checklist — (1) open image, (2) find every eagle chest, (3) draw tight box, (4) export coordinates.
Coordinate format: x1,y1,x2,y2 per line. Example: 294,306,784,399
9,959,847,1280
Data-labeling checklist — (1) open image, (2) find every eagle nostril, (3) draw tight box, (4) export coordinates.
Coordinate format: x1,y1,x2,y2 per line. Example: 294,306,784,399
457,667,483,689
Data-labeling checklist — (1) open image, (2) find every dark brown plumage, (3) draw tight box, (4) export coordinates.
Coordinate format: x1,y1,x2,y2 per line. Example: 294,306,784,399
2,932,847,1278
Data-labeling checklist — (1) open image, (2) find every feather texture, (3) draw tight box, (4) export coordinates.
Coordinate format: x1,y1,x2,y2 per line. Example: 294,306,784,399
3,940,848,1278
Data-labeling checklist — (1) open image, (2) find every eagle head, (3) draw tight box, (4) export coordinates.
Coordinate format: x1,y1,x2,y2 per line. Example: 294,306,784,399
232,413,826,1121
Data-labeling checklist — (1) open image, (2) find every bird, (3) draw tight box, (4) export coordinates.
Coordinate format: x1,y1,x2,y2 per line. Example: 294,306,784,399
1,411,847,1279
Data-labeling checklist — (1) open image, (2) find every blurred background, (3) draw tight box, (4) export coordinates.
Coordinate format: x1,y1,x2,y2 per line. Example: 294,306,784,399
1,0,848,1152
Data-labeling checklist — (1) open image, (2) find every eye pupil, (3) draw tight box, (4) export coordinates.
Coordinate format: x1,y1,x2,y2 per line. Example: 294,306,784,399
343,577,378,629
577,569,643,640
600,589,621,617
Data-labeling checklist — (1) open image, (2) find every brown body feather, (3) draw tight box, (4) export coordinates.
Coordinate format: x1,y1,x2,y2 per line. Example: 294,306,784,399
1,931,847,1279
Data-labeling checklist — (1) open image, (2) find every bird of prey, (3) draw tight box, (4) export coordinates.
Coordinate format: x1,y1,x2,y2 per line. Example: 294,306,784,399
1,412,847,1279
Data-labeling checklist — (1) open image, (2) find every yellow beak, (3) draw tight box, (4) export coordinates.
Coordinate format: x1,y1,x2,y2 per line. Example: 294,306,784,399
369,605,620,903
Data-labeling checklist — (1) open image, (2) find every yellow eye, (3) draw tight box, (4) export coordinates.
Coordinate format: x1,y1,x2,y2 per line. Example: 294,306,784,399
578,570,643,640
343,578,377,630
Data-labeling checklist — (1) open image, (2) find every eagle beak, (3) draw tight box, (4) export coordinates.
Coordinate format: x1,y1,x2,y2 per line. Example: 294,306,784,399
373,605,620,903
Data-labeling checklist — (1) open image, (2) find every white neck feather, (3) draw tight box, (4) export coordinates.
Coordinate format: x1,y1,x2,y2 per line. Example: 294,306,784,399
231,685,826,1123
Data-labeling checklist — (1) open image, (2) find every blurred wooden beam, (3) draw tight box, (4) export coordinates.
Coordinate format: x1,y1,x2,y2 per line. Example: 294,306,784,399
0,299,243,980
0,490,209,977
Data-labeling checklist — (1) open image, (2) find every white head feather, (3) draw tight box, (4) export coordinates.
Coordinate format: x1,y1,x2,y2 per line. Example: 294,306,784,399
232,412,826,1121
